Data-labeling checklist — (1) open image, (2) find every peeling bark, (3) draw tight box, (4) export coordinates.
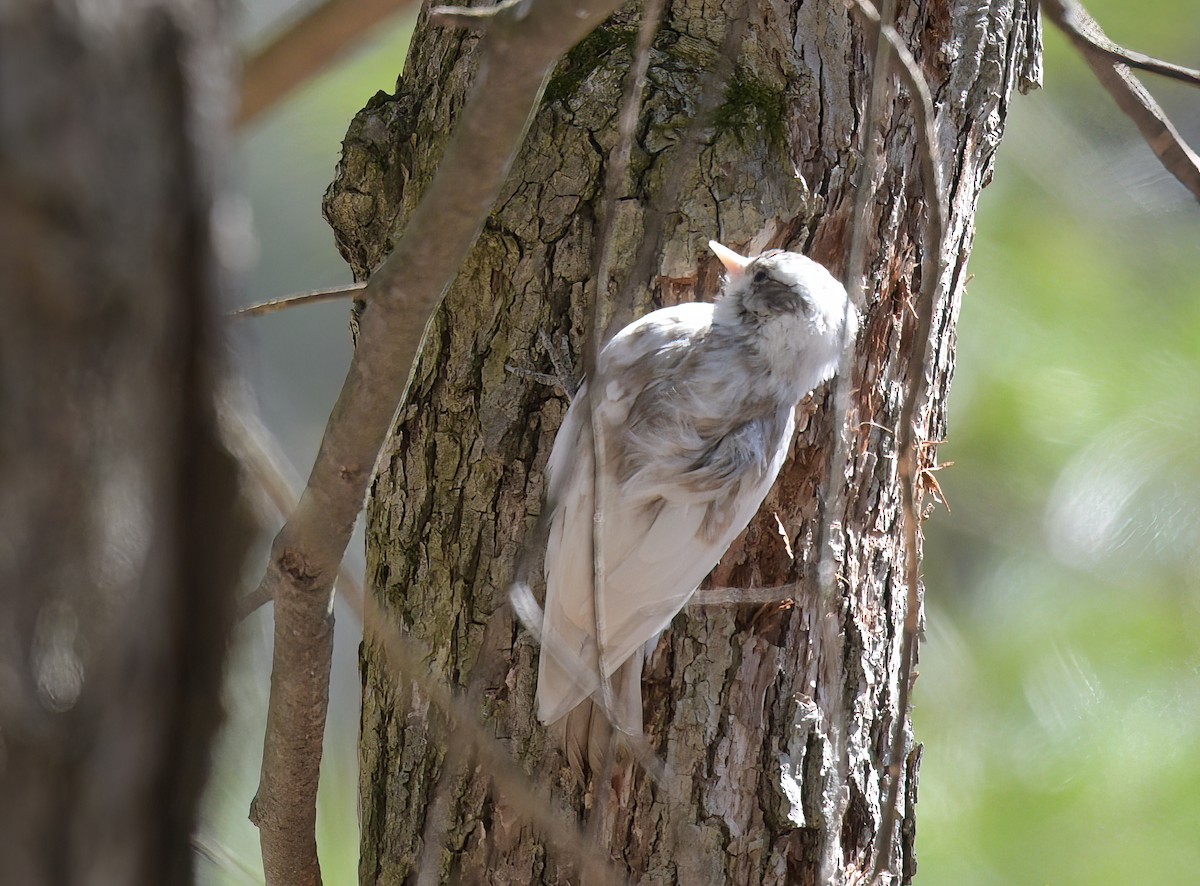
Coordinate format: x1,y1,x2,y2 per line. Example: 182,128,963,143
326,1,1041,882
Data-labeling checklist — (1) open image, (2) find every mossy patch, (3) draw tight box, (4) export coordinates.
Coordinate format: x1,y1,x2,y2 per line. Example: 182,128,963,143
713,68,787,150
543,24,638,106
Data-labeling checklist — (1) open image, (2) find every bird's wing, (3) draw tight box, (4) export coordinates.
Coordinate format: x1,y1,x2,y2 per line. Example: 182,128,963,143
537,306,794,724
598,409,793,669
538,415,792,725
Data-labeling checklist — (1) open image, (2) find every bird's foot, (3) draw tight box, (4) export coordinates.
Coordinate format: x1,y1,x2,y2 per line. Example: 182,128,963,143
505,329,578,402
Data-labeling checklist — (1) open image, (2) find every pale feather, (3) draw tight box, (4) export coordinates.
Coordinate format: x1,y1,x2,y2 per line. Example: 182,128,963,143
537,304,794,726
536,250,853,735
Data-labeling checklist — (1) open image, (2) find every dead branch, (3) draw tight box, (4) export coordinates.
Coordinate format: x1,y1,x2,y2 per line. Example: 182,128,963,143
222,396,624,880
690,584,802,606
843,0,947,879
1043,0,1200,88
581,0,665,831
813,0,901,877
237,0,417,127
428,0,524,30
231,283,365,319
248,0,626,882
216,402,365,622
1042,0,1200,200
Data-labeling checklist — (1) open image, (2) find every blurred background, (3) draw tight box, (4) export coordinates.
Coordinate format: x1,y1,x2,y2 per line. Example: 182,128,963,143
200,1,1200,882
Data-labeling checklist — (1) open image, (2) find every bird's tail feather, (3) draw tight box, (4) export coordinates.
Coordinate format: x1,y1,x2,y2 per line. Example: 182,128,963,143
559,653,643,781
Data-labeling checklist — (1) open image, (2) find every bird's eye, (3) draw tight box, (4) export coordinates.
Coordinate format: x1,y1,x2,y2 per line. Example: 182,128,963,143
753,270,768,284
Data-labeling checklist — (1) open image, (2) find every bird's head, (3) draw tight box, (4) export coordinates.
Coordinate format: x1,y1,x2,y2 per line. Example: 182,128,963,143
708,240,857,394
709,240,853,339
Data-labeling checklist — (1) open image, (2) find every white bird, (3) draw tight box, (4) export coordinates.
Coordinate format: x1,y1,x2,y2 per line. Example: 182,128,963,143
536,239,855,776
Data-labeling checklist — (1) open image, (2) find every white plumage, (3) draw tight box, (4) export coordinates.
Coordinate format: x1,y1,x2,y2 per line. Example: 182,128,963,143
535,240,855,774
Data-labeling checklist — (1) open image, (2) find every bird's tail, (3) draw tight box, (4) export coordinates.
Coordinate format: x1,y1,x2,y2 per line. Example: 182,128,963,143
555,653,644,781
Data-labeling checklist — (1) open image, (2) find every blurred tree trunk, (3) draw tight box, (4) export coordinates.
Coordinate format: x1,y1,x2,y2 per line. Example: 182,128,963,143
0,4,246,885
327,1,1040,882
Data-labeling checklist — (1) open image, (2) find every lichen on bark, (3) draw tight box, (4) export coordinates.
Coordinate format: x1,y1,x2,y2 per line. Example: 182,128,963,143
324,1,1041,882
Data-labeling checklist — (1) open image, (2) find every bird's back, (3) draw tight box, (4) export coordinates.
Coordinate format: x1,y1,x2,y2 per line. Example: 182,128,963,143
537,303,795,727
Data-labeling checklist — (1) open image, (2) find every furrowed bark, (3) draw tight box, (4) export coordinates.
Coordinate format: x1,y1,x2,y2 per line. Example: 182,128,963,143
326,1,1042,882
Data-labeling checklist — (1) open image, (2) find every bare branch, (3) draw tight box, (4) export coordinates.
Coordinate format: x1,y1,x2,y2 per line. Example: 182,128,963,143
1043,0,1200,88
191,834,263,883
216,402,365,622
230,283,364,319
1042,0,1200,201
584,0,666,777
814,0,901,878
237,0,417,127
428,0,524,30
843,0,946,879
248,0,626,881
690,584,802,606
236,584,273,621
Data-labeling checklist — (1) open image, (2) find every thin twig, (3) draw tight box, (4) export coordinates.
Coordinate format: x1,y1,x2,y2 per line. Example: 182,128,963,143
1043,0,1200,88
690,584,802,606
583,0,666,780
237,0,418,127
561,9,755,774
216,401,365,622
844,0,946,879
581,0,665,838
248,0,626,882
191,834,263,884
1042,0,1200,200
813,0,898,880
429,0,524,30
236,583,273,621
230,283,365,319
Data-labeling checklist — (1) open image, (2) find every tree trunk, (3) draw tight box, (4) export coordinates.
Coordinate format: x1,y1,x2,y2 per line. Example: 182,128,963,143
326,1,1041,882
0,4,247,885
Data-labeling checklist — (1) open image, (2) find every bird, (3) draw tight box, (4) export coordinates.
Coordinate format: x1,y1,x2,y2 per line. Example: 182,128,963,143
535,239,856,777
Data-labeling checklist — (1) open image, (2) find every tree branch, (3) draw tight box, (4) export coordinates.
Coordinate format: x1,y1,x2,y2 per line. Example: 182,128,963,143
230,283,365,319
815,0,900,878
1041,0,1200,200
428,0,525,30
215,401,365,622
582,0,665,825
690,584,802,605
224,396,625,880
1043,0,1200,88
843,0,946,879
237,0,417,127
248,0,626,882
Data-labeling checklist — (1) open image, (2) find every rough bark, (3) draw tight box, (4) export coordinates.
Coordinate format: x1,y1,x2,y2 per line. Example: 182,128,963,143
0,3,247,885
325,1,1041,882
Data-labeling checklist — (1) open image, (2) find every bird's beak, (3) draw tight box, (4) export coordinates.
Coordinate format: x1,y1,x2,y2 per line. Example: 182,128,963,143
708,240,751,280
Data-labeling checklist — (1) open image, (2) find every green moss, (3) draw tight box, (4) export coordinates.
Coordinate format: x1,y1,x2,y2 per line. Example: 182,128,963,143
543,25,637,106
713,68,787,150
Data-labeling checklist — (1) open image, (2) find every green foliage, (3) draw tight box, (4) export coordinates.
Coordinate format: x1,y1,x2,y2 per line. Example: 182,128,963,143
916,2,1200,879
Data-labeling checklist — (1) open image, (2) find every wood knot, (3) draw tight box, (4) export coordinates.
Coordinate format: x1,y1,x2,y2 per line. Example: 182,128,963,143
278,548,319,587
